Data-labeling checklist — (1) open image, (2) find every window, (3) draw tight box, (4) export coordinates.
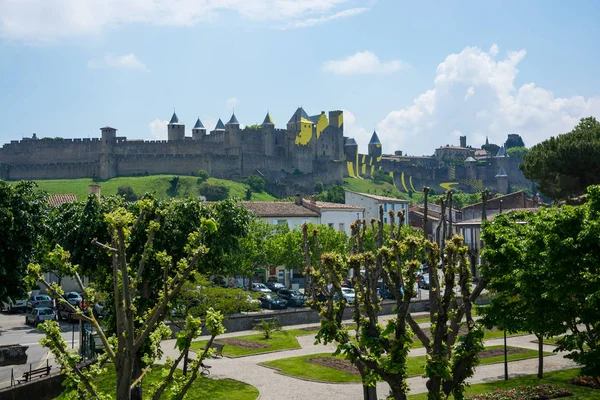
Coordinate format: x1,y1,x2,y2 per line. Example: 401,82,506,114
328,223,334,228
339,223,345,232
273,219,287,225
384,217,388,223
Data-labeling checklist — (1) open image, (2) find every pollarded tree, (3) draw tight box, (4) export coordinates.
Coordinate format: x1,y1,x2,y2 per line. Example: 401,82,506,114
520,116,600,199
303,190,486,400
29,201,227,400
0,180,48,304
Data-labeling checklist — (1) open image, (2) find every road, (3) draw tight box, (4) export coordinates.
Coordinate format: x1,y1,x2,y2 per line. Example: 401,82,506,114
0,311,80,387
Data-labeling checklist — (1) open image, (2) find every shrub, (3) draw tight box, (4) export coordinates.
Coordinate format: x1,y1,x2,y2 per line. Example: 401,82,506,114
466,384,572,400
198,183,229,201
246,175,266,193
373,168,393,184
197,169,210,183
253,318,283,339
117,185,138,202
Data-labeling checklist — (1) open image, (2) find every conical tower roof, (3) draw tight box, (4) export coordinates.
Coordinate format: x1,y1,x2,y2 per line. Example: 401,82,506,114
169,111,180,124
495,167,508,177
344,137,358,146
495,145,507,157
226,112,239,125
262,112,274,125
214,119,225,130
287,107,310,124
369,130,381,145
193,117,204,129
464,156,476,163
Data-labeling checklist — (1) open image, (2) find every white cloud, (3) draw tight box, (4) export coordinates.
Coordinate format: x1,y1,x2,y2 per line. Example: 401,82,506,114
0,0,370,43
342,109,370,152
322,51,408,75
148,119,167,139
284,7,368,29
226,97,239,110
87,53,149,72
377,44,600,156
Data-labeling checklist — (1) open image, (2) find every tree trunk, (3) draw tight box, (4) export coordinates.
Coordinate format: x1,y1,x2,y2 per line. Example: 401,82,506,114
116,356,133,400
426,376,442,400
536,334,544,379
362,384,378,400
130,355,143,400
388,380,408,400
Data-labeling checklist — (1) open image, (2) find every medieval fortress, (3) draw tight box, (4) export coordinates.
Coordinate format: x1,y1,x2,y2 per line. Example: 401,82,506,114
0,108,531,196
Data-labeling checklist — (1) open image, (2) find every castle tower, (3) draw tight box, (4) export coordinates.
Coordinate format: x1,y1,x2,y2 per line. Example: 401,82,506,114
368,130,382,162
464,156,476,180
192,117,206,141
460,135,467,148
211,118,226,135
225,112,240,147
167,111,185,141
495,167,508,194
100,126,117,143
344,137,359,176
327,110,344,160
99,126,117,180
225,112,240,130
262,112,275,156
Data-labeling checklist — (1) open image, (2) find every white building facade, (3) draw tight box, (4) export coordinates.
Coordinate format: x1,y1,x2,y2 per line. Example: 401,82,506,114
345,190,410,226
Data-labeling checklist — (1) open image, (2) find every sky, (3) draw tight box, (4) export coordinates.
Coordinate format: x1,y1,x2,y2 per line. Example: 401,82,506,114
1,0,599,156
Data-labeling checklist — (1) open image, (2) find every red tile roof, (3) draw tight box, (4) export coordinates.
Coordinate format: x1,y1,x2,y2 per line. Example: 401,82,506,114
48,194,77,207
239,202,319,218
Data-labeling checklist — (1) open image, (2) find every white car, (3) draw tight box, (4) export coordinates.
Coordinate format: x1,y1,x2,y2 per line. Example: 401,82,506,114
251,283,272,294
25,307,56,326
341,288,356,304
1,297,28,313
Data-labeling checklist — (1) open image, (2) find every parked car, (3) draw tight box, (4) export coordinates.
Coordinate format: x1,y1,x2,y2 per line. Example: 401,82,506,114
258,294,288,310
417,273,430,290
277,289,306,307
25,307,56,326
1,297,28,313
93,301,107,318
63,292,83,307
341,288,355,304
251,283,272,294
265,282,286,292
27,294,53,309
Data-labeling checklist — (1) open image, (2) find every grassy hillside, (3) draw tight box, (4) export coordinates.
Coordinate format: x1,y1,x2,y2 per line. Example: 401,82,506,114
22,175,277,201
343,177,423,204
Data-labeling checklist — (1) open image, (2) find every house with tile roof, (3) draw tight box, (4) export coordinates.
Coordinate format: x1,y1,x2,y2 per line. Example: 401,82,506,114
344,190,409,226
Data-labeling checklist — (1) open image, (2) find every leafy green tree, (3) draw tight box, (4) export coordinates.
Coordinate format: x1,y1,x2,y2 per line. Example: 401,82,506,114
304,191,486,400
451,192,481,209
198,183,229,200
197,169,209,183
245,174,266,193
30,207,226,400
319,184,345,204
506,146,528,159
0,181,48,304
520,117,600,199
504,134,525,149
373,168,394,184
481,143,500,156
481,185,600,383
117,185,138,202
245,188,252,200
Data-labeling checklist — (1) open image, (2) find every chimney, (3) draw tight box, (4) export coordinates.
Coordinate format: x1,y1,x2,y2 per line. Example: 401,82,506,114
88,184,101,199
310,195,316,204
295,194,302,206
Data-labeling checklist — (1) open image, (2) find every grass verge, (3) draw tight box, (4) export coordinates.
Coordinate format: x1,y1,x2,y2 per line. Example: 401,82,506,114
408,368,599,399
190,328,320,358
54,364,258,400
260,346,548,383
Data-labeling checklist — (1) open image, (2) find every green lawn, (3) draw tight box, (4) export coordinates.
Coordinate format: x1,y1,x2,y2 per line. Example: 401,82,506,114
407,368,600,399
191,328,320,357
23,175,277,201
409,330,528,349
343,178,417,203
54,364,258,399
260,346,547,384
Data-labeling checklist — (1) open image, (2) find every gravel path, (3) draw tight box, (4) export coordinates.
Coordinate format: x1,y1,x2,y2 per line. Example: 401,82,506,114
158,314,578,400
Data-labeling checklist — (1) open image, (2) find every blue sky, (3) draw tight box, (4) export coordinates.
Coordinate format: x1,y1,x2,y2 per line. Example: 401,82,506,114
1,0,599,155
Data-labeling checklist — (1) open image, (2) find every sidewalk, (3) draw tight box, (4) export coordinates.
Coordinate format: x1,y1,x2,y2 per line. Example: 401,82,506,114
157,314,577,400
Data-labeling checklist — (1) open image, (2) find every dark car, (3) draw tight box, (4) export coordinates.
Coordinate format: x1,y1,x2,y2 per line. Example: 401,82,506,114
265,282,286,292
63,292,83,307
277,289,306,307
417,274,430,290
258,294,288,310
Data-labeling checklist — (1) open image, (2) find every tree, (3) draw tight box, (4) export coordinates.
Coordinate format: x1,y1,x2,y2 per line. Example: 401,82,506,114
373,168,394,184
520,117,600,199
480,210,565,378
314,180,324,194
117,185,138,202
167,176,181,197
198,183,229,201
481,185,600,383
506,146,528,160
29,202,228,400
197,169,209,183
0,181,48,304
318,184,345,204
504,134,525,149
246,174,266,193
481,143,500,156
303,190,486,400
